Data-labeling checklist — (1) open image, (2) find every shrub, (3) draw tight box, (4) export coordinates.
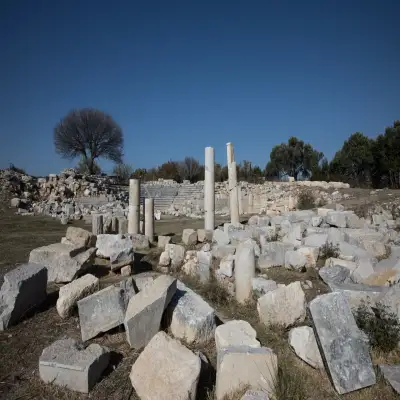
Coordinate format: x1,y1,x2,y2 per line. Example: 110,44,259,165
354,301,400,353
320,241,340,259
113,163,134,184
297,191,315,210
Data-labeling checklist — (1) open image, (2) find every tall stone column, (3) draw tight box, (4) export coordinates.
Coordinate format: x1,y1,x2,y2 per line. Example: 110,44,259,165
144,198,154,242
204,147,215,231
128,179,140,234
226,143,239,224
226,142,234,165
229,161,240,225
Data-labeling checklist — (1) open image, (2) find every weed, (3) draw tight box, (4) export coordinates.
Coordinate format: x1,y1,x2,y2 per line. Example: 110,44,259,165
319,242,340,259
297,191,316,210
354,301,400,353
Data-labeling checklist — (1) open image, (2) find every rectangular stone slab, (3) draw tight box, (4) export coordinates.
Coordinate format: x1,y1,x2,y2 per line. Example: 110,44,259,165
77,285,126,341
309,292,376,394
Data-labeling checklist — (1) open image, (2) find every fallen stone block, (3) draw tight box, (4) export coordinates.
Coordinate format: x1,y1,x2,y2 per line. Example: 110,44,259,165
212,244,236,259
284,250,307,271
326,211,348,228
215,320,260,352
66,226,95,248
252,277,277,297
56,274,99,318
0,263,47,330
110,247,134,271
96,234,133,258
303,234,328,248
77,285,127,341
218,254,234,277
259,242,294,269
378,364,400,394
131,233,150,250
197,249,212,283
167,281,216,344
216,346,277,400
288,326,323,369
241,390,270,399
257,281,306,328
182,229,198,245
124,275,177,348
197,229,213,242
39,338,110,393
297,246,319,268
121,265,131,276
309,292,376,394
130,331,201,400
319,264,351,288
213,229,230,245
158,235,171,249
166,243,186,267
330,282,386,310
29,243,94,283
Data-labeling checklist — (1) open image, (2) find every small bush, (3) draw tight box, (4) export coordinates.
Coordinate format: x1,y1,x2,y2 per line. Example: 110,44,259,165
354,301,400,353
113,163,134,184
320,241,340,259
297,191,315,210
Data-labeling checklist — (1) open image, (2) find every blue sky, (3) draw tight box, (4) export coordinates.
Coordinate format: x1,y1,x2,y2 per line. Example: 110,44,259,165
1,0,399,176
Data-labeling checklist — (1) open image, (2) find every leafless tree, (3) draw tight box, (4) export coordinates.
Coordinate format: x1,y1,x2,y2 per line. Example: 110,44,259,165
178,157,203,182
54,108,123,175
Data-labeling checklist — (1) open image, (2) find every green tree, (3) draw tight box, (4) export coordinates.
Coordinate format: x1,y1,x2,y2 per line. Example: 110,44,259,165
157,161,182,182
330,132,374,186
54,108,123,175
265,137,324,180
372,121,400,188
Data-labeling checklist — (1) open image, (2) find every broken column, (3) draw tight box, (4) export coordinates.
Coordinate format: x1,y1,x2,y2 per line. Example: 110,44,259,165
235,244,255,304
128,179,140,234
204,146,215,231
238,187,243,215
248,192,254,214
92,214,103,235
144,198,154,242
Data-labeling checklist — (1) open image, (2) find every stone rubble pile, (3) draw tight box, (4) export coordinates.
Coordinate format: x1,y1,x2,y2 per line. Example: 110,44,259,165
4,166,369,223
1,200,400,397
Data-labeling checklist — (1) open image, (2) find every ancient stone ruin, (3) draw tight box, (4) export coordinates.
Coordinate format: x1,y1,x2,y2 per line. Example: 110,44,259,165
1,143,400,398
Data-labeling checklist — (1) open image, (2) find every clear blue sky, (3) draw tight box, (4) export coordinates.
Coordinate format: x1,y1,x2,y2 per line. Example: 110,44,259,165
1,0,399,176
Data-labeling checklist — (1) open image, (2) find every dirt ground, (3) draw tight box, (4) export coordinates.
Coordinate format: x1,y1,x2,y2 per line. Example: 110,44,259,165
0,199,399,400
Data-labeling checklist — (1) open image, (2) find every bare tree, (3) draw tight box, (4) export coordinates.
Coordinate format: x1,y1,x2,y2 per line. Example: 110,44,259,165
54,108,123,175
178,157,203,182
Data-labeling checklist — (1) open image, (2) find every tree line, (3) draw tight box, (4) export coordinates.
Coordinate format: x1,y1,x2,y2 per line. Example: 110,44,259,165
53,108,400,188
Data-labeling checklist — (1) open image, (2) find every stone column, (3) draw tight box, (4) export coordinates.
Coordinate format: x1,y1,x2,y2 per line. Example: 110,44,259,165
144,198,154,242
128,179,140,234
238,186,243,215
229,161,240,225
235,244,255,304
226,142,234,165
248,193,254,214
204,147,215,231
92,214,103,235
